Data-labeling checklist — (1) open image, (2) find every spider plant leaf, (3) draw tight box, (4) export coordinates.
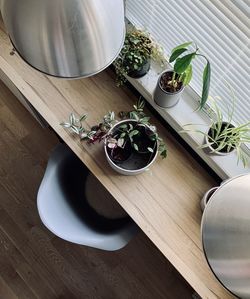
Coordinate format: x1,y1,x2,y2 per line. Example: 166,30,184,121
171,41,192,53
199,61,211,110
169,48,187,63
174,53,196,74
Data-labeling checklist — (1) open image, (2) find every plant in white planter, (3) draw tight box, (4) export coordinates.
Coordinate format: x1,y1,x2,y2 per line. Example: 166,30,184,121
114,28,166,86
181,94,250,167
154,41,211,109
61,100,167,175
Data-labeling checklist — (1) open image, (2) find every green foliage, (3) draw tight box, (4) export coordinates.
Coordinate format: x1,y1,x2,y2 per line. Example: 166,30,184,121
182,64,192,85
200,62,211,110
168,41,211,109
114,28,166,86
61,99,167,159
174,53,196,74
181,90,250,167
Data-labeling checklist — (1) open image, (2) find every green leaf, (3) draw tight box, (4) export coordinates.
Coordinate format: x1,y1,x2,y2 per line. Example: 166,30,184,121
133,143,139,151
199,61,211,110
119,124,128,129
171,41,192,54
174,53,196,74
60,122,71,128
79,114,87,122
147,147,154,153
183,64,193,85
169,48,187,63
117,138,124,147
71,126,79,134
140,116,150,123
160,149,167,159
129,130,139,137
69,113,75,125
129,123,134,131
130,111,139,120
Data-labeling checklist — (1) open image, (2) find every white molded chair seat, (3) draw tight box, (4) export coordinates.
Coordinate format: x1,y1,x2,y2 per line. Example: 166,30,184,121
37,144,138,251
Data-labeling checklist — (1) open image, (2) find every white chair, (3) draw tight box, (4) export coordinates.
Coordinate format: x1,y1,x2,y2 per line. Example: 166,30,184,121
37,144,138,251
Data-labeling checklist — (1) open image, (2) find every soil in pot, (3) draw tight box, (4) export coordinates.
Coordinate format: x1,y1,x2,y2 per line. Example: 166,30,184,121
114,149,156,171
127,59,150,78
160,71,183,93
208,123,236,153
107,140,132,163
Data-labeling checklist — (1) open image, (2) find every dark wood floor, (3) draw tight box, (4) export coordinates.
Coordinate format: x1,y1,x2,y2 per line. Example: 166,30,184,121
0,79,194,299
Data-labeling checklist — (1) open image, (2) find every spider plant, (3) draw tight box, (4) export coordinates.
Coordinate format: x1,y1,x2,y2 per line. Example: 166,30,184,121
181,93,250,167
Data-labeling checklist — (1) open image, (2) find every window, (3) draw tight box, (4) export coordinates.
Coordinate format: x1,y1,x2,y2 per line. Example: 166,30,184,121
126,0,250,126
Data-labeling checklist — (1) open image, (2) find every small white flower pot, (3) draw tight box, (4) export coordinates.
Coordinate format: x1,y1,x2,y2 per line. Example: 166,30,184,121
154,70,185,108
104,119,158,175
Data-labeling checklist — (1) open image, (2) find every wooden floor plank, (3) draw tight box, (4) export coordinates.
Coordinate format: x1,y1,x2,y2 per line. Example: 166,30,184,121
0,226,57,299
0,276,18,299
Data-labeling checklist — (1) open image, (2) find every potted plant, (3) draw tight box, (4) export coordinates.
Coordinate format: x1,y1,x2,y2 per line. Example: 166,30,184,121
154,41,211,109
113,28,166,86
181,93,250,167
61,100,167,175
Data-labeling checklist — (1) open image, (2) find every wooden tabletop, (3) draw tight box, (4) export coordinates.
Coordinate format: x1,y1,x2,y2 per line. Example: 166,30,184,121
0,20,234,299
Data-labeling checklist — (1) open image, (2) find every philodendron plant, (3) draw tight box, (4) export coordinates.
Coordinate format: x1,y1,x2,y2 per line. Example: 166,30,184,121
61,100,167,167
168,41,211,109
181,93,250,167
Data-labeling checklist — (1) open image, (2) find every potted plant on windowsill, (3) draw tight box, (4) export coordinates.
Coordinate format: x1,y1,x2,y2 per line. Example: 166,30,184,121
61,100,167,175
114,28,166,86
154,41,211,109
181,93,250,167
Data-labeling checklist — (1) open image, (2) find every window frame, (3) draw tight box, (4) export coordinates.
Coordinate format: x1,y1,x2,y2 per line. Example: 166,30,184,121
123,19,250,179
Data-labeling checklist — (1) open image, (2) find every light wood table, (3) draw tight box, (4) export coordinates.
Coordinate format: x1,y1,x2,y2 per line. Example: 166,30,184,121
0,21,234,299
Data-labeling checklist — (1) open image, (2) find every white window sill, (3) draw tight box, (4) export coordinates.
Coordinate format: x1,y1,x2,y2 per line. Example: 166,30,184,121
125,61,249,180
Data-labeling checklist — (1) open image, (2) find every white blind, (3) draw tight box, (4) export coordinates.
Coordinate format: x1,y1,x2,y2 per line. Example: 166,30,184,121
126,0,250,126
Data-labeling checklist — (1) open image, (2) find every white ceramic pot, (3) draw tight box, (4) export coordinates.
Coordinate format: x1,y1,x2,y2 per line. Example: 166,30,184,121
153,70,185,108
104,119,158,175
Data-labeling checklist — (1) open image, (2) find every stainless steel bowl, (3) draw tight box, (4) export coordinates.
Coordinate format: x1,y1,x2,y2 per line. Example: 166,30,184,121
202,174,250,298
0,0,125,78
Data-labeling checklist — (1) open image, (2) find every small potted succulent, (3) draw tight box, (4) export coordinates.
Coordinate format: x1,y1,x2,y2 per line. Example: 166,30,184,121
61,100,167,175
154,41,211,109
114,28,166,86
181,93,250,167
